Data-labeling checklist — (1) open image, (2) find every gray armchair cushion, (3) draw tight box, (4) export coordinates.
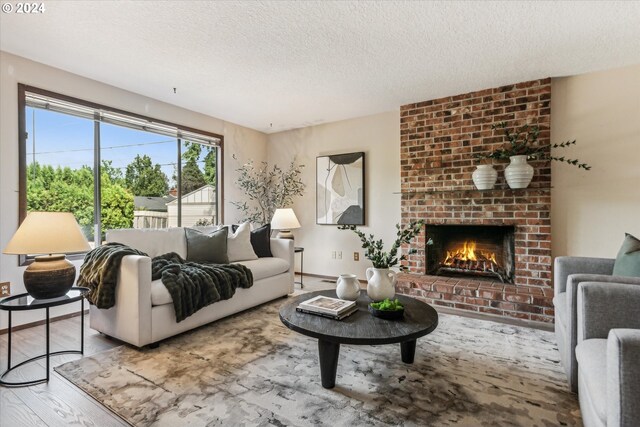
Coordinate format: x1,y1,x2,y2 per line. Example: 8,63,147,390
576,338,608,424
607,329,640,427
561,273,640,392
554,256,615,298
577,282,640,341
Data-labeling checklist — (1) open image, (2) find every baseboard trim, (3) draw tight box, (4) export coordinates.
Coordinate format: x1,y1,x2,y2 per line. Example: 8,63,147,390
0,309,89,335
296,272,367,284
433,305,554,332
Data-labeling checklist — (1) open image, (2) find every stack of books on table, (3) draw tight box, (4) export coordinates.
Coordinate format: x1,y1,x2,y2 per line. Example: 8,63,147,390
296,295,358,320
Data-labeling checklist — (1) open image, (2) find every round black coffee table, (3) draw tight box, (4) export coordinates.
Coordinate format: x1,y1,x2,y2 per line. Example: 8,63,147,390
279,289,438,388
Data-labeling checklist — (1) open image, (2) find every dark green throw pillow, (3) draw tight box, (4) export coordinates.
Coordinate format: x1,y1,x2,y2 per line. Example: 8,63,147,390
612,233,640,277
185,227,229,264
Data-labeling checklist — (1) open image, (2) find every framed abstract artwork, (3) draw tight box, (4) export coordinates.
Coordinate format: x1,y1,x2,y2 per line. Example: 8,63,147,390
316,152,365,225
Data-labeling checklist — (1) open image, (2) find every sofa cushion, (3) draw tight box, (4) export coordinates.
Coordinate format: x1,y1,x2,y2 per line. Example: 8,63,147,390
185,227,229,264
576,338,608,424
225,222,258,262
150,257,290,306
236,257,290,281
106,227,187,259
233,223,273,258
613,233,640,278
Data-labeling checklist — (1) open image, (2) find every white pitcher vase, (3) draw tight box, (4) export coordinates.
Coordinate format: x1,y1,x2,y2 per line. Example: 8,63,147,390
504,155,534,189
472,164,498,190
336,274,360,301
366,268,397,302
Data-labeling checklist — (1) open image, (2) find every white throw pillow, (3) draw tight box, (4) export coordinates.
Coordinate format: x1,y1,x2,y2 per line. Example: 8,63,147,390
226,222,258,262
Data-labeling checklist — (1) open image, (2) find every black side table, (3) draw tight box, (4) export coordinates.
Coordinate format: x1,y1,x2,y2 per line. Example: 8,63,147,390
0,287,88,387
294,247,304,288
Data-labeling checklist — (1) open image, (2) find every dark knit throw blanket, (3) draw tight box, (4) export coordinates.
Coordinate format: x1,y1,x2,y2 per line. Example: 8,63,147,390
151,252,253,322
78,242,146,308
78,244,254,323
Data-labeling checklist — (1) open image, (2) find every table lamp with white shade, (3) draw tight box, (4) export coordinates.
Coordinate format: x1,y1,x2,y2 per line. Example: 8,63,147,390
270,208,301,240
3,212,91,299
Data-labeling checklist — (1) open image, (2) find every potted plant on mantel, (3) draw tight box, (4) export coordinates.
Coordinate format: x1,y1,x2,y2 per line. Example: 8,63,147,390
339,220,429,301
473,122,591,190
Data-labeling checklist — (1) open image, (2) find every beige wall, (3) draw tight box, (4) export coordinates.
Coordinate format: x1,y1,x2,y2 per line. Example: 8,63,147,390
0,51,267,328
551,63,640,258
267,111,400,280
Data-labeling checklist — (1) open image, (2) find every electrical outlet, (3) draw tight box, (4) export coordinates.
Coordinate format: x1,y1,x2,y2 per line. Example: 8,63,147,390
331,251,336,259
354,252,359,261
337,251,342,260
0,282,10,297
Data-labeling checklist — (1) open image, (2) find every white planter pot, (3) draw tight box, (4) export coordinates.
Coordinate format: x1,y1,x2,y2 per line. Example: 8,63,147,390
336,274,360,301
504,155,534,189
365,268,397,302
472,164,498,190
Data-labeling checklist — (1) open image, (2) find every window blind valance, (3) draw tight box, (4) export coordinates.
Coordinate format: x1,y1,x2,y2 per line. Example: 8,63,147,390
25,92,221,147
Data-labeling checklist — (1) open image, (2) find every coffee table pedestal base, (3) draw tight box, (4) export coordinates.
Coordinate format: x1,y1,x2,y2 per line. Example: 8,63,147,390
401,340,416,364
318,340,340,389
317,339,418,389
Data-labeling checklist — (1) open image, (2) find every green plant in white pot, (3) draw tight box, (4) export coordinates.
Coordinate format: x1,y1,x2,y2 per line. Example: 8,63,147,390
476,122,591,189
339,220,426,301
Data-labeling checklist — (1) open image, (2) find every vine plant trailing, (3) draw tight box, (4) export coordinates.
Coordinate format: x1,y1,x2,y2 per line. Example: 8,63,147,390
231,155,306,225
476,122,591,170
339,220,428,271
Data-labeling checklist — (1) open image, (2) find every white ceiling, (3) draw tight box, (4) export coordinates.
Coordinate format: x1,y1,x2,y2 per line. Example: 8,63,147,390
1,1,639,134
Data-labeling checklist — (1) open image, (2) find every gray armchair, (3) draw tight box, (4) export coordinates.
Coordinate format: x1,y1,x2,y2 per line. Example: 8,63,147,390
553,256,640,392
575,282,640,427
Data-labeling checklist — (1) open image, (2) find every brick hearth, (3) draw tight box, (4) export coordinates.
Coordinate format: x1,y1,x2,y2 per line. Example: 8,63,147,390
397,78,554,323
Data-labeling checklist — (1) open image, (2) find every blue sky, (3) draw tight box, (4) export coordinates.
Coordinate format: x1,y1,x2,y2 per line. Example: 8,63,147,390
26,107,180,187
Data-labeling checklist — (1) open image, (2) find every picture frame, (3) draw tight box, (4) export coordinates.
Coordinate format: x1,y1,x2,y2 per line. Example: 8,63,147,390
316,152,365,225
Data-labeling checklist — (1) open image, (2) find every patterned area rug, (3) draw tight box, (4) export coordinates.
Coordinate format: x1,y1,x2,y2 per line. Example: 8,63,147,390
55,298,581,426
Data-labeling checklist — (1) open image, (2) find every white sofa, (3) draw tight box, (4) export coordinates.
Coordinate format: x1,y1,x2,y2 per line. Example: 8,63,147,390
89,227,294,348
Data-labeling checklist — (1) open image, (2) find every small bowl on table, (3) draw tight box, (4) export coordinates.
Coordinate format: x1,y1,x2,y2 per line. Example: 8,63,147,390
368,305,405,320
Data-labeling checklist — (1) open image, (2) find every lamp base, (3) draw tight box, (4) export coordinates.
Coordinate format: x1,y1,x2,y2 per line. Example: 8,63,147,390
23,255,75,299
276,230,295,240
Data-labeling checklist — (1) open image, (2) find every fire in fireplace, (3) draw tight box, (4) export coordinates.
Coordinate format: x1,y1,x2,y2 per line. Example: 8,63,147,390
426,225,515,283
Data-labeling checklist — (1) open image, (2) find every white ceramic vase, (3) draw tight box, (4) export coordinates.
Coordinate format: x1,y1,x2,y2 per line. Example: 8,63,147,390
504,155,534,189
336,274,360,301
472,164,498,190
366,268,397,302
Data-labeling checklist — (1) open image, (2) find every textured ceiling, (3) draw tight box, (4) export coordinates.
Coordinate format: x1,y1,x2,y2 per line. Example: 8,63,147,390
1,1,639,133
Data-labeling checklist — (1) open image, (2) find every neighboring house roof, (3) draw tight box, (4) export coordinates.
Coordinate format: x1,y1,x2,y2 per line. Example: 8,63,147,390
166,184,216,205
134,195,176,212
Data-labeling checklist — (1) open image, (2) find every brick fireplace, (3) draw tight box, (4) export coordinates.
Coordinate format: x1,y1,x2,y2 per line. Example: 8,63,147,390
396,78,554,323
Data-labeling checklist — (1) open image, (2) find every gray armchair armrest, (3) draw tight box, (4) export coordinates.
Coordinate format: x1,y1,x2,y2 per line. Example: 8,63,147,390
607,329,640,427
554,256,615,297
577,282,640,341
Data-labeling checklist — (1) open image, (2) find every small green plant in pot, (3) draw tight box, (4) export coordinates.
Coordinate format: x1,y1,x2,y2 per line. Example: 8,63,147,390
476,122,591,189
339,220,427,301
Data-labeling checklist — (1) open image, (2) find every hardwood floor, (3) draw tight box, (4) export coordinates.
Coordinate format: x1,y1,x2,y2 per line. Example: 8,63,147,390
0,314,128,426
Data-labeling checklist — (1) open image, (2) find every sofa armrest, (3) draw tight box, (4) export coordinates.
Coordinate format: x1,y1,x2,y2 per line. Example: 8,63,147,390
607,329,640,427
89,254,153,347
577,282,640,341
554,256,615,297
270,238,295,293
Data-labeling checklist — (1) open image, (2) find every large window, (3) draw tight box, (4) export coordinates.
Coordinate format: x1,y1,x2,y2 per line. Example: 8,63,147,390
19,85,222,261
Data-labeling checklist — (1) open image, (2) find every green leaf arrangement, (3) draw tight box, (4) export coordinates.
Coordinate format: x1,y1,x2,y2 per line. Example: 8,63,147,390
338,220,428,270
370,298,404,312
476,122,591,170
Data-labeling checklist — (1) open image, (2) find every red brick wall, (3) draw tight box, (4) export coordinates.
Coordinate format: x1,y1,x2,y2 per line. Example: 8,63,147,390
397,78,554,323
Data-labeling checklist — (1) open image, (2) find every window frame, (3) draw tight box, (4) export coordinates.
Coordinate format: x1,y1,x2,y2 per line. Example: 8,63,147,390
17,84,224,266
